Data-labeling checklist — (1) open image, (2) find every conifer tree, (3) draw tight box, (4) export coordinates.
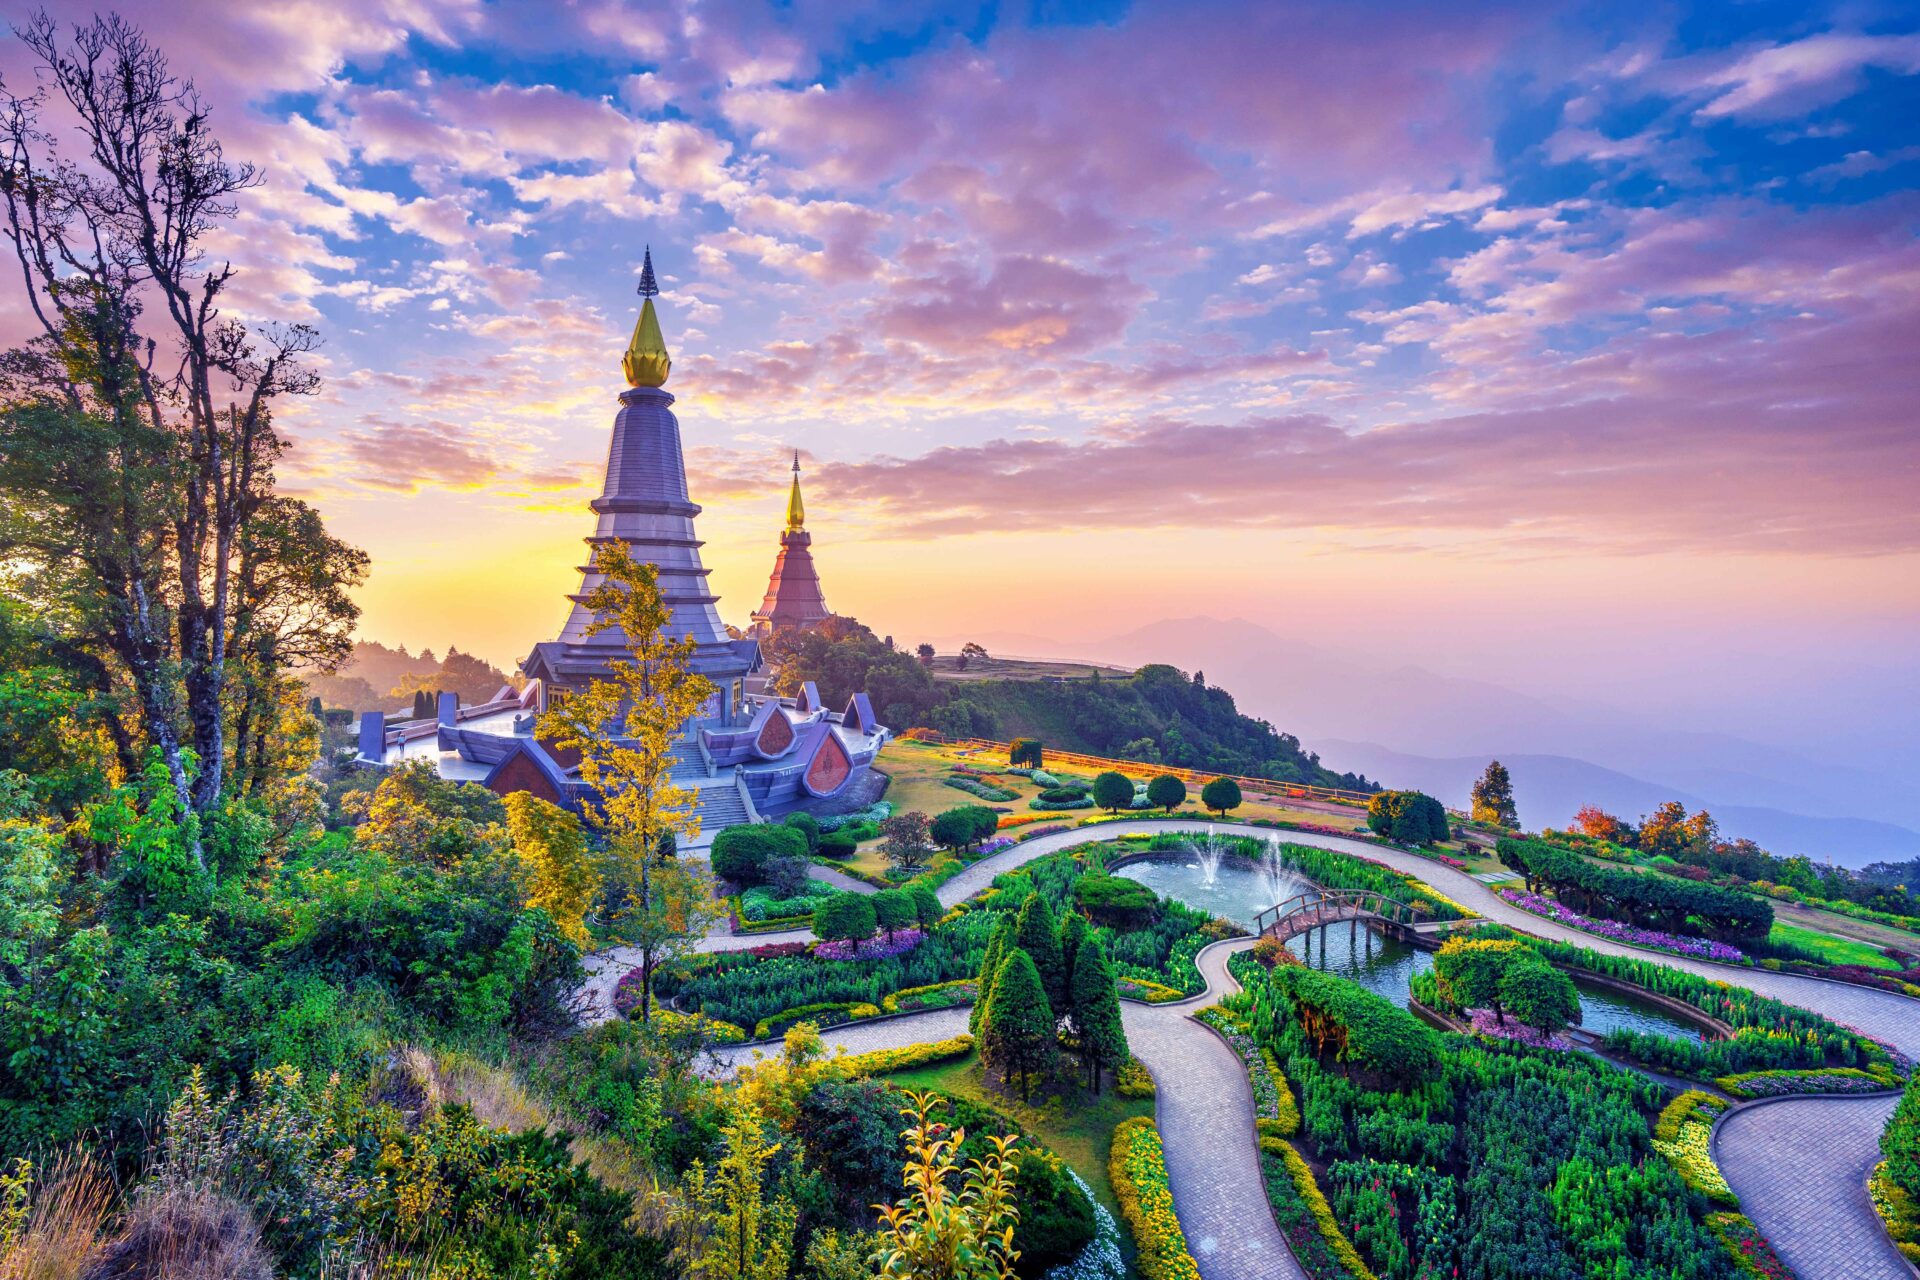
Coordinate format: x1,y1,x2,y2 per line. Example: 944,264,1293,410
981,948,1055,1102
1058,910,1090,997
970,914,1017,1034
1471,759,1519,828
1068,935,1129,1090
1014,891,1068,1018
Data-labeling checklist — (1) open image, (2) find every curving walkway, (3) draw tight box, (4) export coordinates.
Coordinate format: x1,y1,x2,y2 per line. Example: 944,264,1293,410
590,819,1920,1280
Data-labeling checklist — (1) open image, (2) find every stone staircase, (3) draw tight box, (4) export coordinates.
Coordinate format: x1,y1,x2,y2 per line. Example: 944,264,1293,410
688,778,748,836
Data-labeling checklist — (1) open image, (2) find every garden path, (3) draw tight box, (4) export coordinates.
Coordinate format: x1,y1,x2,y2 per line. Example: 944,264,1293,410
805,863,878,894
589,819,1920,1280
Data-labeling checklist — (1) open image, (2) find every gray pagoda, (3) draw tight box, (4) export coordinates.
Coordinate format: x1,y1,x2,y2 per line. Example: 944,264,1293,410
522,247,757,715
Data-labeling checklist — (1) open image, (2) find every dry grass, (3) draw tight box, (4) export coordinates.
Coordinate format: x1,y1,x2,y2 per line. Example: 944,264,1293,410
0,1153,113,1280
85,1188,271,1280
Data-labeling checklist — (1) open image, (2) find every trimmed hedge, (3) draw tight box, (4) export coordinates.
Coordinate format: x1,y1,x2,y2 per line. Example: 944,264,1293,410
841,1034,976,1077
1271,965,1441,1087
1715,1066,1892,1098
751,1000,881,1040
881,979,977,1014
710,822,809,886
1498,836,1772,941
1110,1117,1201,1280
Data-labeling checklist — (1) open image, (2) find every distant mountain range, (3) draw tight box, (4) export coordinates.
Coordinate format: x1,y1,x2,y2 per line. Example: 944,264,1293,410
924,616,1920,868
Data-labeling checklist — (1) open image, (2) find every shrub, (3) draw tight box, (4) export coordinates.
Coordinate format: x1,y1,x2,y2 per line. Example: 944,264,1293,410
1201,776,1243,816
1884,1068,1920,1206
944,776,1017,802
1145,775,1187,814
781,811,821,853
1109,1118,1201,1280
738,882,835,922
1114,1060,1155,1098
813,894,878,943
1073,873,1159,924
1365,790,1450,846
1092,771,1134,813
881,980,977,1014
818,831,859,858
1009,738,1043,768
710,823,808,886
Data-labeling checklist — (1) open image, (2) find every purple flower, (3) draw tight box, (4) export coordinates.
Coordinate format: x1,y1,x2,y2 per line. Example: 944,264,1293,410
1497,890,1746,963
814,926,925,961
1462,1007,1575,1050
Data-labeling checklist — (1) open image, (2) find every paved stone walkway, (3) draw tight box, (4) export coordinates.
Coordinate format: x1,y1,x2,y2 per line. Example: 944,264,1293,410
806,863,878,894
586,819,1920,1280
1715,1094,1905,1280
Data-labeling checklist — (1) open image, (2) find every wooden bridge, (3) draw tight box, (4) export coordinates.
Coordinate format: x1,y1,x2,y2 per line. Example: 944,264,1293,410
1254,889,1454,943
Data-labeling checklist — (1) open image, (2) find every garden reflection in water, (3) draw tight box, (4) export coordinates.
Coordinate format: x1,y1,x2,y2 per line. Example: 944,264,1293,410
1115,853,1702,1043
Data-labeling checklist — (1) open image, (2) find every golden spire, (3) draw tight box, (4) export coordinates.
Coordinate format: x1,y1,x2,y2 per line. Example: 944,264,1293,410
622,246,671,387
785,450,805,530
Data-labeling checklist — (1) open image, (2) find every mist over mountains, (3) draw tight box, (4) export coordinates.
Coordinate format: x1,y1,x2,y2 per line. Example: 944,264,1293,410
926,616,1920,868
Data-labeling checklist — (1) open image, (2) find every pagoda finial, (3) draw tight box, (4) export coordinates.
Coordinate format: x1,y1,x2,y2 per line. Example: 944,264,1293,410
785,451,805,531
623,246,670,387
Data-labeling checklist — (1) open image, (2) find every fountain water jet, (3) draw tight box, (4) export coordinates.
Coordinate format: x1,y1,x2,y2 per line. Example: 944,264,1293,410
1191,825,1227,886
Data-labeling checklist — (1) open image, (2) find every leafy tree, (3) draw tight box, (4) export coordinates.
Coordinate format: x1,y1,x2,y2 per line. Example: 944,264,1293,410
669,1101,798,1280
873,1091,1020,1279
1470,760,1518,829
1009,738,1043,768
503,792,600,947
765,615,943,726
1572,805,1634,844
1433,938,1518,1023
1013,892,1068,1018
1091,771,1133,814
872,888,916,942
1366,790,1450,846
351,759,509,871
880,811,935,874
813,894,877,944
538,541,720,1022
1500,957,1578,1035
711,823,808,887
980,949,1055,1101
910,884,944,929
1200,776,1242,817
1145,774,1186,814
1639,801,1718,862
1066,935,1128,1090
930,807,979,852
915,643,935,668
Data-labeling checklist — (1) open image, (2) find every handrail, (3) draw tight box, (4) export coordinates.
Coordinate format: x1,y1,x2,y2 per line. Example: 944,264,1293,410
1253,888,1427,937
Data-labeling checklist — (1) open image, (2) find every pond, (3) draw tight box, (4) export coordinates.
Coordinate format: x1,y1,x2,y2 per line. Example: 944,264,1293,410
1115,851,1703,1044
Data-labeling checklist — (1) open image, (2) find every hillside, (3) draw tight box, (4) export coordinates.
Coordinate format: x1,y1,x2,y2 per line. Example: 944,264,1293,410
918,663,1373,790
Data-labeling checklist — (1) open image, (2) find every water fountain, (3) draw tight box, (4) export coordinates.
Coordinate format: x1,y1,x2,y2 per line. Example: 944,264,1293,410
1191,825,1227,887
1258,836,1296,905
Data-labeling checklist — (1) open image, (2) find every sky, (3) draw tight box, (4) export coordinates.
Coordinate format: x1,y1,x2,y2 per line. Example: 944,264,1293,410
6,0,1918,762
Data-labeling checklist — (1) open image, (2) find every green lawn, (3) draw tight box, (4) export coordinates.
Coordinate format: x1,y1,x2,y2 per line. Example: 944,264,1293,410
1769,919,1901,969
878,1050,1153,1215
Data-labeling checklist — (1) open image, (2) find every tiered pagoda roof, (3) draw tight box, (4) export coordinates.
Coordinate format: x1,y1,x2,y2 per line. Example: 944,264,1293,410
751,452,832,635
522,248,757,696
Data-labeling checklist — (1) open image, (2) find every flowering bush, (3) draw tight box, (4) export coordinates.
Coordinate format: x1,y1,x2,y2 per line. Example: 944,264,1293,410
1109,1118,1201,1280
973,836,1015,858
1046,1166,1126,1280
1498,889,1747,962
1114,1059,1155,1098
746,940,812,960
1463,1007,1575,1051
1705,1212,1795,1280
811,925,926,962
1115,976,1188,1004
1871,1162,1920,1263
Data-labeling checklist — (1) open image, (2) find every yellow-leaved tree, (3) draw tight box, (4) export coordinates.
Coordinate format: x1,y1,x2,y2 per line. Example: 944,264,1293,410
668,1100,797,1280
873,1091,1020,1279
503,791,599,947
537,541,724,1021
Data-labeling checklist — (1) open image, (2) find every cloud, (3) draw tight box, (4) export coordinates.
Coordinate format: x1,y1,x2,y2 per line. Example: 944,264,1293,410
1692,32,1920,120
340,418,502,491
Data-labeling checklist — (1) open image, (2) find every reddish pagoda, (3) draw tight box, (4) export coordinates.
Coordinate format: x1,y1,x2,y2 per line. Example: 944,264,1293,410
750,452,832,636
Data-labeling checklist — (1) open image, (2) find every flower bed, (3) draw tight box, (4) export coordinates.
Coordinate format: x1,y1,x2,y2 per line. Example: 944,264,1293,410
1714,1066,1891,1098
1029,794,1094,810
1109,1118,1202,1280
1651,1092,1737,1206
1200,1005,1300,1134
814,926,926,961
1115,976,1189,1004
1261,1141,1377,1280
1871,1162,1920,1264
751,1000,881,1040
1048,1166,1126,1280
738,881,837,921
840,1033,975,1078
1498,888,1747,962
1114,1059,1155,1098
1705,1212,1795,1280
818,801,890,833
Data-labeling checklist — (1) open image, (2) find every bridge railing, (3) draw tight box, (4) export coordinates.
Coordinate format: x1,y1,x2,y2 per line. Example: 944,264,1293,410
1254,888,1428,937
